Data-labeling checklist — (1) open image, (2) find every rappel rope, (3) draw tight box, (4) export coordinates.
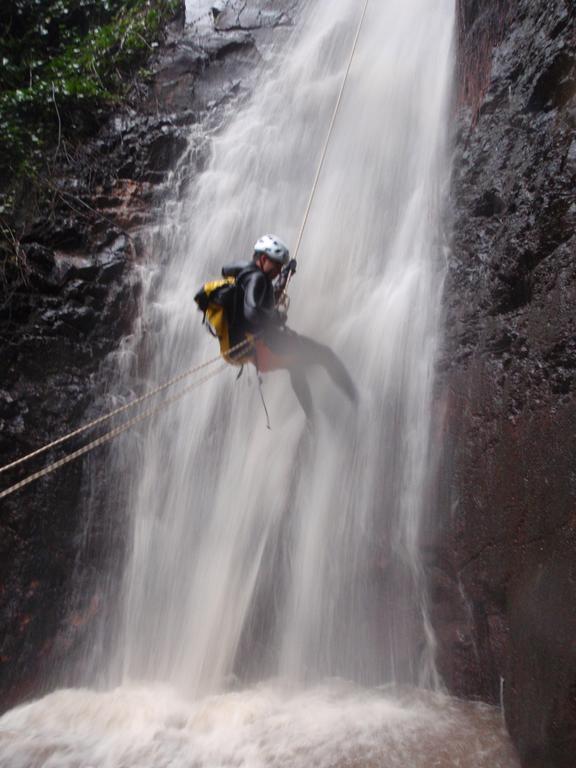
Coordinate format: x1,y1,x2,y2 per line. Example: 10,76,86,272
293,0,369,261
0,365,227,501
0,337,253,477
279,0,370,304
0,0,370,500
0,339,253,501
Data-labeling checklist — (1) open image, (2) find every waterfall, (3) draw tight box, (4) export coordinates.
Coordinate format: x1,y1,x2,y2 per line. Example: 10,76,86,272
0,2,521,766
108,0,453,696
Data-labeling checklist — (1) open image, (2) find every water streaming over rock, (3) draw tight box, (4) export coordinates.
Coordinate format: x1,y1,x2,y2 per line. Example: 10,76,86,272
110,0,454,696
0,1,521,765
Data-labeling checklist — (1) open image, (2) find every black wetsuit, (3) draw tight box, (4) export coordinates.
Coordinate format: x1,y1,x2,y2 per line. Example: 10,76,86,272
221,261,284,344
221,261,357,419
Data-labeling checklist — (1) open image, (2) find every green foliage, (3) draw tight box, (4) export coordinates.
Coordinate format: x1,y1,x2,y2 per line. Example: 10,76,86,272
0,0,180,183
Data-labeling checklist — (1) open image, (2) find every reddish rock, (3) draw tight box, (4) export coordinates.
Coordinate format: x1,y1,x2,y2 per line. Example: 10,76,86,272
432,0,576,765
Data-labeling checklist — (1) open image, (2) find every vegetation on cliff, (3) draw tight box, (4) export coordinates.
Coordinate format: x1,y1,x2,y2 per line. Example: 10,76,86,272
0,0,181,268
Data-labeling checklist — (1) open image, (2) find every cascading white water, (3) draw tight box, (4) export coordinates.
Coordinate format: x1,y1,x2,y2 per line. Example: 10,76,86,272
0,1,521,765
110,0,454,696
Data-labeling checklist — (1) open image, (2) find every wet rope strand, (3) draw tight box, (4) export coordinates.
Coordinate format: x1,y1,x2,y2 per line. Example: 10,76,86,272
0,365,228,501
292,0,370,263
0,337,254,477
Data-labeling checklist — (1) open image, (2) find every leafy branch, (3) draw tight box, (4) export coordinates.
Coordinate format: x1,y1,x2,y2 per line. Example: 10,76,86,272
0,0,181,270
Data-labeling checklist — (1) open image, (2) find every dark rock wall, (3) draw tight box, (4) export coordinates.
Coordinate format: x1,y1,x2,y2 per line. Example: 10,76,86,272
432,0,576,766
0,1,295,712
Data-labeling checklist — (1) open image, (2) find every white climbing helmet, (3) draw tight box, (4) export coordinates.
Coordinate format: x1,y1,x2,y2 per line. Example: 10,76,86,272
253,234,290,265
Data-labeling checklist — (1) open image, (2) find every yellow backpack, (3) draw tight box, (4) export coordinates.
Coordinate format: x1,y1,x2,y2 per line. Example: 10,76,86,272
194,277,253,365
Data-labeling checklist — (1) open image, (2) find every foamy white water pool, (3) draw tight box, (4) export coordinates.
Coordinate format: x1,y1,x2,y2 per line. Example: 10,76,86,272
0,683,519,768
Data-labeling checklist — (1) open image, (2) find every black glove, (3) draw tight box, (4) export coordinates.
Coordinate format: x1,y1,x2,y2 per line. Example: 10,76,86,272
279,260,297,281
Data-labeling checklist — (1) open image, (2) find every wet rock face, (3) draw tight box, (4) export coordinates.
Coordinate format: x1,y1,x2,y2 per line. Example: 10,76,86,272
432,0,576,765
0,215,141,712
0,1,297,713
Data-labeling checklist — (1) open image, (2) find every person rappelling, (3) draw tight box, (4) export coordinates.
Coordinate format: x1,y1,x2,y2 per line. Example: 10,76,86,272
194,234,357,421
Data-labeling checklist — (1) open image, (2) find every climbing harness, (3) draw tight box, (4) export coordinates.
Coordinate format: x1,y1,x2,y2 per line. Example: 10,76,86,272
0,0,370,500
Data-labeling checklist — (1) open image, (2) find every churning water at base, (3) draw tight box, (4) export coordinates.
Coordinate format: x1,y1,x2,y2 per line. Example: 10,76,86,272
0,684,519,768
0,0,521,764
